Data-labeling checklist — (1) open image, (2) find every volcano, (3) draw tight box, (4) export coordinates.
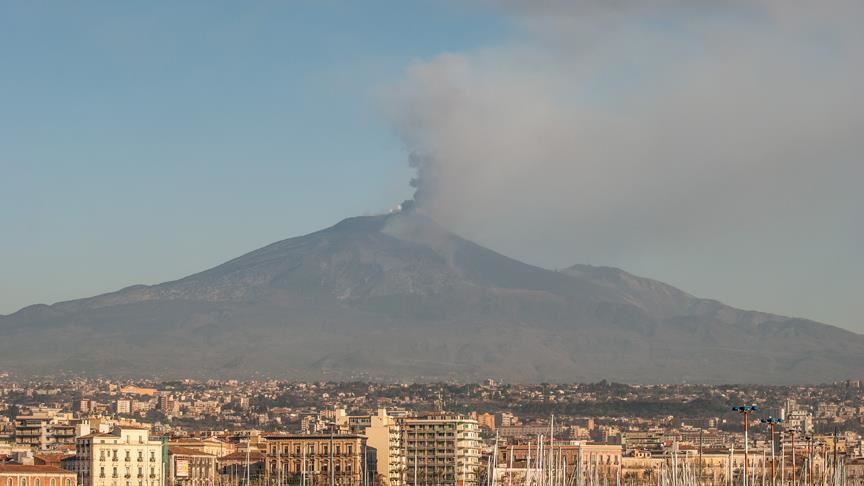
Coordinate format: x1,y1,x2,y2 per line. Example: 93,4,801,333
1,211,861,383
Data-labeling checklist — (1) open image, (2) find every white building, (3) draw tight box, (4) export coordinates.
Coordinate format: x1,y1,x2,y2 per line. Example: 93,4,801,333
72,426,165,486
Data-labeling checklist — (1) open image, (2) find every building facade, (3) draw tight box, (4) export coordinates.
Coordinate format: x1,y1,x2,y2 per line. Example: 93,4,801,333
71,427,164,486
167,446,216,486
335,409,405,486
14,408,76,451
402,414,479,486
0,465,76,486
263,434,368,486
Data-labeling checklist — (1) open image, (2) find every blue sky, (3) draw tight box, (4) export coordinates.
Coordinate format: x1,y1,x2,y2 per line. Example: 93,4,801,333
0,1,506,311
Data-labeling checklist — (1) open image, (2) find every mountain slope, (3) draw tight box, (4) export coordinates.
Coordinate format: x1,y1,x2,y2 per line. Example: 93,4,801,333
1,212,862,383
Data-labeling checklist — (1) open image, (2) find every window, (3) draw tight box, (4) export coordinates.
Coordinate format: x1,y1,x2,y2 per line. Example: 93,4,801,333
50,480,56,486
65,480,72,486
20,479,27,486
35,480,40,486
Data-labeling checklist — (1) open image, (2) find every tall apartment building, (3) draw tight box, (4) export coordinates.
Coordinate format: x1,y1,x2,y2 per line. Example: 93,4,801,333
115,401,132,416
72,426,165,486
335,409,405,486
402,413,480,486
14,407,76,451
263,434,369,486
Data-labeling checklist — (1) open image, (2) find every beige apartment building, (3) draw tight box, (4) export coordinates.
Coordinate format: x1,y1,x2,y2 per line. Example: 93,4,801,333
263,434,367,486
72,426,165,486
335,409,405,486
403,413,480,486
14,408,76,451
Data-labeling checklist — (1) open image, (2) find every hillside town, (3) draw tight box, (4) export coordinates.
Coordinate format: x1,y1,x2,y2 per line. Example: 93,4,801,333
0,376,862,485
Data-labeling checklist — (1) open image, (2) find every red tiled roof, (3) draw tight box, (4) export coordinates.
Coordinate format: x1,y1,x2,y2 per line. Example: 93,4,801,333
220,451,264,461
168,446,213,457
0,465,76,474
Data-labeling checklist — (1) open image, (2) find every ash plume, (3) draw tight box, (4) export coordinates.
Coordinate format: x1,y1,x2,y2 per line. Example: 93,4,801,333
384,1,864,330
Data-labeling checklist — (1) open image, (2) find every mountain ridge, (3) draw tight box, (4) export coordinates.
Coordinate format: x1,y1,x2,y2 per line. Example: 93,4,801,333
2,212,862,383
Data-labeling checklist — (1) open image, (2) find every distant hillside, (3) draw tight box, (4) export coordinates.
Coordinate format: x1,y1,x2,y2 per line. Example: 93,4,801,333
2,211,862,383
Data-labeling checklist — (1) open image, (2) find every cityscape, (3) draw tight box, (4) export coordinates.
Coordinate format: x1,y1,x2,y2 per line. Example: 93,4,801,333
0,376,862,485
2,2,862,486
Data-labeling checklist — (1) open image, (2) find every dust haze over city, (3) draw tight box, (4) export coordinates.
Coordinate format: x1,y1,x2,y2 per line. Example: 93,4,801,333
1,2,863,485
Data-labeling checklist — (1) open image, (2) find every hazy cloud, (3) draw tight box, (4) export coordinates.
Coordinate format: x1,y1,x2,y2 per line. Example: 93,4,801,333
385,0,864,329
387,1,863,256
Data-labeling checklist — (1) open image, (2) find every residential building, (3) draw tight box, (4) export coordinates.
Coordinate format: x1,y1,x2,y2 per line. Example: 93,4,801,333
167,438,233,458
476,414,495,431
496,443,621,484
217,450,264,485
14,408,76,451
71,426,164,486
402,413,480,486
167,446,216,486
115,402,131,416
0,464,76,486
263,434,368,486
335,409,404,486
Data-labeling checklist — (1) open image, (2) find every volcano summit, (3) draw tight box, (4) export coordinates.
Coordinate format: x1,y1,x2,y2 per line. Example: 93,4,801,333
1,212,861,383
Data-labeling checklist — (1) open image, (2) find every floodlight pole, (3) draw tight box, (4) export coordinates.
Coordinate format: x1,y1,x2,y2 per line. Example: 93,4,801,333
761,417,783,486
733,405,760,486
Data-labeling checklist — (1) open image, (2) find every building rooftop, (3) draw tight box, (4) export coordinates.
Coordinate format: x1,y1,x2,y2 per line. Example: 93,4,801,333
0,465,75,474
168,446,214,457
262,434,364,440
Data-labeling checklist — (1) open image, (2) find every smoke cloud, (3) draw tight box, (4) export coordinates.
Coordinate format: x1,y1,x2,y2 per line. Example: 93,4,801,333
387,1,863,255
385,1,864,329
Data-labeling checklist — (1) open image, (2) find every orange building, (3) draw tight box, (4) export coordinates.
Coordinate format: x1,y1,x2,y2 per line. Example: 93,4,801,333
0,464,76,486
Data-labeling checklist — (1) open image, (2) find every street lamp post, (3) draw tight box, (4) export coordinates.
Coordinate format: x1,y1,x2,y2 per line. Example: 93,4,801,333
733,405,760,486
761,417,784,486
787,428,799,486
